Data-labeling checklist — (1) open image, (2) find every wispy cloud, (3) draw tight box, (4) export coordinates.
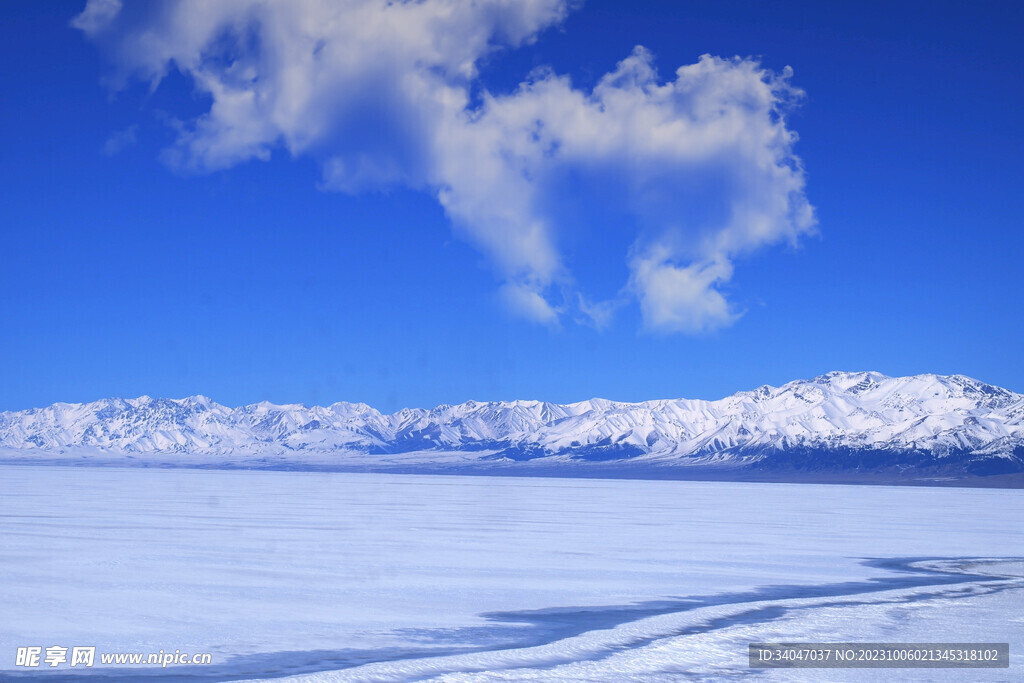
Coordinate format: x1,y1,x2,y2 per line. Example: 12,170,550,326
102,124,137,156
70,0,121,37
499,282,562,326
74,0,814,333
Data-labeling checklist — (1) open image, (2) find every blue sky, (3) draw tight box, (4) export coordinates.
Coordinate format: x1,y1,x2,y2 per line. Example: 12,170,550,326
1,0,1022,412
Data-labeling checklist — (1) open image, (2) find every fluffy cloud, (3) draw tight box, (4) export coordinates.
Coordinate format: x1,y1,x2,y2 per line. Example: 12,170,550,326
75,0,814,333
438,48,814,331
629,248,737,334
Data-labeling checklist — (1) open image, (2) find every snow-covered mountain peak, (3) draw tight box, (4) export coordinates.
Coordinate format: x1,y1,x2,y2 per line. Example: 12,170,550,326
809,370,887,393
1,373,1021,476
181,394,217,406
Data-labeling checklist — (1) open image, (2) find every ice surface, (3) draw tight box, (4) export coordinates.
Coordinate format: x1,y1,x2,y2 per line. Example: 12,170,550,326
0,465,1021,680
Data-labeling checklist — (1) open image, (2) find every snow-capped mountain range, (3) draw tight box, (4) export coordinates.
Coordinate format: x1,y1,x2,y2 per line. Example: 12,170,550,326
2,372,1023,476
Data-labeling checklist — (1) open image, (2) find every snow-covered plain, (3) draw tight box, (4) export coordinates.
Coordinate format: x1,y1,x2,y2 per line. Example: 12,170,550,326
1,465,1021,681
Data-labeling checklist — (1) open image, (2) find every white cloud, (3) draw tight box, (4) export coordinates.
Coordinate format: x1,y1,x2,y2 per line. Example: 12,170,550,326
499,282,561,326
76,1,814,332
629,248,738,334
71,0,122,37
436,48,814,329
89,0,572,174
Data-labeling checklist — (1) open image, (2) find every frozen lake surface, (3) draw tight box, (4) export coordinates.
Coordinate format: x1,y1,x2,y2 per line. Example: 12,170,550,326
1,465,1021,681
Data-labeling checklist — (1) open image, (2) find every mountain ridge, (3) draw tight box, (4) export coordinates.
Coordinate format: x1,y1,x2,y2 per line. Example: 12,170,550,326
2,372,1023,480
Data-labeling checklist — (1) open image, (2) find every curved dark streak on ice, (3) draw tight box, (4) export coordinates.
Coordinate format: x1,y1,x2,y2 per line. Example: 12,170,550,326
490,559,1023,678
430,556,1018,648
8,557,1022,682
